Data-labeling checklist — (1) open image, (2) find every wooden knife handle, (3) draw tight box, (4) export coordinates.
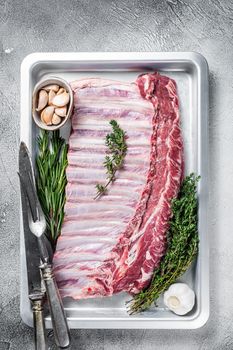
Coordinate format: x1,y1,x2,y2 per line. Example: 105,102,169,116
40,263,70,349
29,293,47,350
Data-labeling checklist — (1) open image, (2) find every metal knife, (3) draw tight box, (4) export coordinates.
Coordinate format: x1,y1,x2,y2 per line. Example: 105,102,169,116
19,161,47,350
18,141,70,349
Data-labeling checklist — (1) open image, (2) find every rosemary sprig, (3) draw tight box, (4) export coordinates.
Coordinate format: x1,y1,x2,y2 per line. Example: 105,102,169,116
94,120,127,199
128,173,200,314
36,130,68,248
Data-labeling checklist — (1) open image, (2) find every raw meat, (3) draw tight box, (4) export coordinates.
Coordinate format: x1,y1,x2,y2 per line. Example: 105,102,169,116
53,72,184,299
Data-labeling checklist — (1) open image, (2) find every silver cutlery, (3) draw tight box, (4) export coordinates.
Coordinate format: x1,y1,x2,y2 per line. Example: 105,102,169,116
19,152,47,350
19,141,70,349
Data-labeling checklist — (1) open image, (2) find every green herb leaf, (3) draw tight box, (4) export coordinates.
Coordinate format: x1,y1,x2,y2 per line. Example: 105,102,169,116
36,130,68,248
128,173,200,314
95,120,127,199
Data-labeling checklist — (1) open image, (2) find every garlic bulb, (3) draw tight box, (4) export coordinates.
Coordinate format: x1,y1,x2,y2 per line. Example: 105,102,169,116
163,283,195,315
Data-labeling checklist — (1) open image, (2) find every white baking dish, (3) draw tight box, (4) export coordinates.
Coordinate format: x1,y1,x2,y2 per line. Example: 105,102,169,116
20,52,209,329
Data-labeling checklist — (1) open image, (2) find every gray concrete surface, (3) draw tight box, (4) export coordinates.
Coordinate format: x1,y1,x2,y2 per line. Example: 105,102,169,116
0,0,233,349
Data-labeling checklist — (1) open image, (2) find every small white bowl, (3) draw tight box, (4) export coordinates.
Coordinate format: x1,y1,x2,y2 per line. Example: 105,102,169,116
32,76,74,131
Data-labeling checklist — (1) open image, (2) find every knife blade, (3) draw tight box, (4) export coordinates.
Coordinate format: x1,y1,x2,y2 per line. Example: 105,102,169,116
19,142,70,349
19,148,47,350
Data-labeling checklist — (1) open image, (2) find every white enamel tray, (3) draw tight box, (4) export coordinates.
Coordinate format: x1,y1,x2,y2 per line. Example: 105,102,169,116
20,52,209,329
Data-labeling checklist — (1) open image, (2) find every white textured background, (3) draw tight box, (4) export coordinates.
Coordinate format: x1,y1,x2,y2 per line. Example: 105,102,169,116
0,0,233,349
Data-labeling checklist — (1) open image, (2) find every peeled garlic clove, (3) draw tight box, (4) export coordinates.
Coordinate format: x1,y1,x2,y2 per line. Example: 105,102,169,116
57,87,66,95
41,106,54,125
52,91,70,107
52,113,61,125
48,89,56,105
55,106,67,117
36,90,48,111
43,84,59,92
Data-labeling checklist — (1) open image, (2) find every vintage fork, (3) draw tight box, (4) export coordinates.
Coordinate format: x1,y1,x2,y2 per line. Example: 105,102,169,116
27,205,70,349
18,147,70,349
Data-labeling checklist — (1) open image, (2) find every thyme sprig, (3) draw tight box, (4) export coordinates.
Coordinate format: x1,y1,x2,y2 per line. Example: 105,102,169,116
94,120,127,199
128,173,200,314
36,130,68,247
